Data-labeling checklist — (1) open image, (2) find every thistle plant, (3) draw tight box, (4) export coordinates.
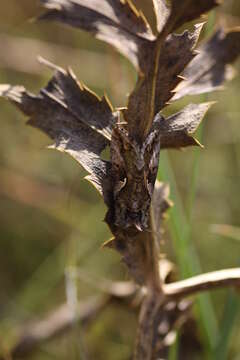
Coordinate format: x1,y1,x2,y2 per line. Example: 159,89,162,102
1,1,240,359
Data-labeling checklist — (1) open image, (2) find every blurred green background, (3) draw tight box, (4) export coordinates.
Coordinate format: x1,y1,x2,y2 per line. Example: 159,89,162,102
0,1,240,359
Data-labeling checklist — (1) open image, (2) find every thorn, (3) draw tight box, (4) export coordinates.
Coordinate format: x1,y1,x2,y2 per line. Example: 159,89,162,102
102,237,116,249
67,67,77,81
103,92,114,111
117,121,128,125
47,144,56,150
193,138,204,148
194,21,206,29
177,75,187,81
133,221,144,232
82,82,101,100
116,106,128,111
38,56,64,73
172,81,185,93
193,49,201,55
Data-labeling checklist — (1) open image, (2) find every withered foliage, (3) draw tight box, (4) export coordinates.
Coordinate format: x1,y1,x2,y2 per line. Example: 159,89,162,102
1,1,240,359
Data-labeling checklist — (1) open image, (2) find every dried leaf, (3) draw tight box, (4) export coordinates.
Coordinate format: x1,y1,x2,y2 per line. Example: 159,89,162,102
152,0,170,33
0,62,115,199
38,1,208,143
39,0,154,70
160,0,219,34
41,58,116,139
154,23,204,112
124,23,203,138
157,102,214,149
172,28,240,100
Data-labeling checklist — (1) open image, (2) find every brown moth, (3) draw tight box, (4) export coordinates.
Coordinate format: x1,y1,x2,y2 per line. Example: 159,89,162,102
110,113,164,231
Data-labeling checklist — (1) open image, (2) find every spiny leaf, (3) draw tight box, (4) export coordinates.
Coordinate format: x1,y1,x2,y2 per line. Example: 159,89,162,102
154,23,204,112
39,0,154,70
157,102,214,149
124,23,204,138
39,58,116,139
38,0,211,143
0,62,115,199
40,0,152,38
152,0,170,33
155,0,220,34
172,28,240,100
170,0,219,31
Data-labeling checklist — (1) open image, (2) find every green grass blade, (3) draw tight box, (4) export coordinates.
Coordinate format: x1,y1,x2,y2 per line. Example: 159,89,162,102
158,151,219,352
214,290,239,360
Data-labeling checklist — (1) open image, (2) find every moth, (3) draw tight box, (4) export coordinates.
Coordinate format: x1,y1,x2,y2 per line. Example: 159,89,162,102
110,113,163,231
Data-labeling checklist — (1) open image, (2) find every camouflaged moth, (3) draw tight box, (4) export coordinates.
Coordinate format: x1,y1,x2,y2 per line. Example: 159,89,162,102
110,114,164,231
